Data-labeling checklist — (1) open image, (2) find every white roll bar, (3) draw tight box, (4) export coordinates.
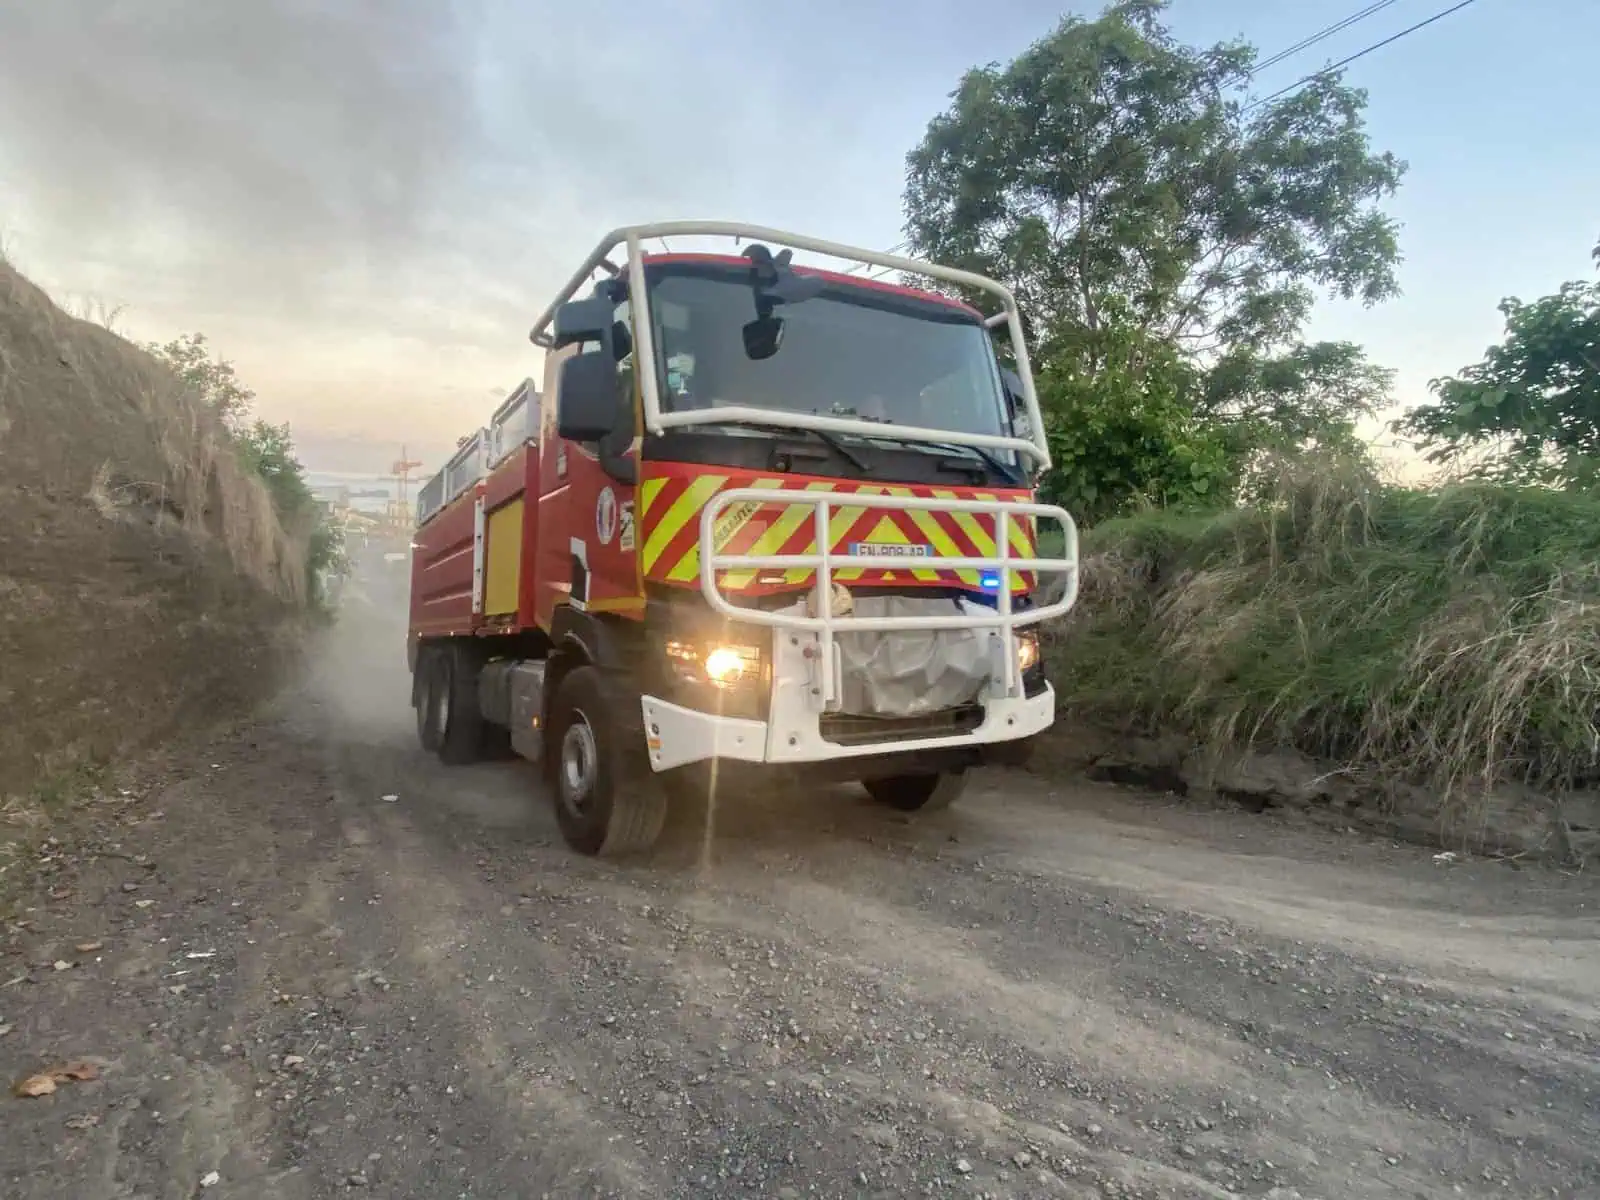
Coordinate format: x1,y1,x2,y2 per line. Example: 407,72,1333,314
697,488,1079,708
527,221,1051,470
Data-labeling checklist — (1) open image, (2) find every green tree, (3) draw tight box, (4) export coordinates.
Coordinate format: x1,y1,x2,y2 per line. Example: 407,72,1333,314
237,418,347,598
903,0,1400,512
1034,322,1232,523
1202,341,1392,456
1398,243,1600,486
146,332,255,427
148,335,344,605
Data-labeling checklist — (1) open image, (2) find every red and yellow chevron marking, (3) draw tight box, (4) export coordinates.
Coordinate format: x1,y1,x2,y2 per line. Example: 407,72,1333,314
637,462,1038,596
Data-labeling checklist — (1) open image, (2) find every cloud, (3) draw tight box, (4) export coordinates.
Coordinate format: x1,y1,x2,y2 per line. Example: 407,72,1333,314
0,0,485,313
0,0,987,471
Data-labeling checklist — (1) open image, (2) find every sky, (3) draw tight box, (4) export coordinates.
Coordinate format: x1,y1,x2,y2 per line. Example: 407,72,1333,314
1,0,1595,479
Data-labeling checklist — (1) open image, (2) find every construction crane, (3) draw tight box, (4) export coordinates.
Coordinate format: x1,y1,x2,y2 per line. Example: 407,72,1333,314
387,447,424,528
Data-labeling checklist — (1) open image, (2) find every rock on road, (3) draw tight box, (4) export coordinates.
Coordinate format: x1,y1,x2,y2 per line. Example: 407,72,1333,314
3,609,1597,1200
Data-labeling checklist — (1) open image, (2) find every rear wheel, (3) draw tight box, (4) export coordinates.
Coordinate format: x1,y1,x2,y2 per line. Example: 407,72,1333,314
415,648,445,753
547,666,666,856
864,770,968,813
437,643,487,766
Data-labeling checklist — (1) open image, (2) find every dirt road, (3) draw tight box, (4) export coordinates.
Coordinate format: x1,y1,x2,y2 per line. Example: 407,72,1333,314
4,610,1597,1200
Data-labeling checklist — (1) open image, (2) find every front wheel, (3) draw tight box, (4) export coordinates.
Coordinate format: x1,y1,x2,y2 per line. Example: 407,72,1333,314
547,666,666,857
864,770,969,813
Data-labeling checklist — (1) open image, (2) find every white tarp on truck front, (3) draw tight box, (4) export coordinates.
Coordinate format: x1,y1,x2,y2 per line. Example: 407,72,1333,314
834,594,997,716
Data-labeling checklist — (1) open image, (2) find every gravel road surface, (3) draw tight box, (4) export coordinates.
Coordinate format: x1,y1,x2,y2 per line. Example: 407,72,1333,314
4,608,1596,1199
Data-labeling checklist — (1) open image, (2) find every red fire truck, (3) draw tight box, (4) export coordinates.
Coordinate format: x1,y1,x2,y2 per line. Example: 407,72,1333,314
408,222,1078,856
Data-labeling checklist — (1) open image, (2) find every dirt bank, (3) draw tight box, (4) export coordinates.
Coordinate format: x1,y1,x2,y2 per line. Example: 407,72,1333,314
0,261,302,883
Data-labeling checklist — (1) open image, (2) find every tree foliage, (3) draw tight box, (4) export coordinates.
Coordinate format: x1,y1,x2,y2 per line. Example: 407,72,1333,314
1399,243,1600,487
146,332,255,427
1202,340,1392,454
147,335,344,604
903,0,1402,519
1033,324,1231,523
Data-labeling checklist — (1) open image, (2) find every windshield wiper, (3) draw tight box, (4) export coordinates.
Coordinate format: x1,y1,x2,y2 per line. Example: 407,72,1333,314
724,420,870,473
800,428,869,473
852,430,1022,486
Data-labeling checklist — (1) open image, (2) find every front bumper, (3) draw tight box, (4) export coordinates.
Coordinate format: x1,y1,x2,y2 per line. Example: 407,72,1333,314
640,684,1055,772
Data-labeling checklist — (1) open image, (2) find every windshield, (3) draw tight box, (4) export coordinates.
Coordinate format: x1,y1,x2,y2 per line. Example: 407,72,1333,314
646,264,1014,444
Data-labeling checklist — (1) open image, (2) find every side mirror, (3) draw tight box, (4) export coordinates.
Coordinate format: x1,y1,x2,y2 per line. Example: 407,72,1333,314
552,297,615,350
556,350,621,442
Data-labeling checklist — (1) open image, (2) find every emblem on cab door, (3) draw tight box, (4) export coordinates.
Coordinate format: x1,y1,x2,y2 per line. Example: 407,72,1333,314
596,486,618,545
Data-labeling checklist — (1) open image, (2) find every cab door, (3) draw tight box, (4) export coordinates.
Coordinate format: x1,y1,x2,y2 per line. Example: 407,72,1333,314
534,294,644,627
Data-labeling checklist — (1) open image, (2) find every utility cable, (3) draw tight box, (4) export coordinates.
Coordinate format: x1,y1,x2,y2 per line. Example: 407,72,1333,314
1245,0,1481,112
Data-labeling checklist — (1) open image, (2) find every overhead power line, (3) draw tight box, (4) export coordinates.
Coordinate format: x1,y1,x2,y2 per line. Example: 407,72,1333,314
1251,0,1403,77
1245,0,1482,112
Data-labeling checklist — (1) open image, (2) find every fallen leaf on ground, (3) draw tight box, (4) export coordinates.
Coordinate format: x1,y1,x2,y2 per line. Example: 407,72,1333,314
134,900,155,909
75,941,103,954
13,1060,99,1098
51,961,73,972
65,1112,100,1130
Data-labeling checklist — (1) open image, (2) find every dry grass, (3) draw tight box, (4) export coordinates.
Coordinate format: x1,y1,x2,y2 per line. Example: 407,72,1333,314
1048,456,1600,817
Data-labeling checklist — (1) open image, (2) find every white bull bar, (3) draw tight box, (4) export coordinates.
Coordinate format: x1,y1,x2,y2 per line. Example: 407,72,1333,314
697,489,1080,709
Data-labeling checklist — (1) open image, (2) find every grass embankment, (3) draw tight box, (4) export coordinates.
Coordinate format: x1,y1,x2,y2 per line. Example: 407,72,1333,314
1046,464,1600,820
0,259,307,896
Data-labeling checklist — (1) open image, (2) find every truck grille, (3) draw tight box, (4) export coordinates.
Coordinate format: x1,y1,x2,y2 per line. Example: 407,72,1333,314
818,704,984,747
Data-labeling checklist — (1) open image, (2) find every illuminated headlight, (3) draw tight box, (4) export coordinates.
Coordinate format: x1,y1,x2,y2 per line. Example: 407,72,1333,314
1015,630,1041,674
664,639,763,688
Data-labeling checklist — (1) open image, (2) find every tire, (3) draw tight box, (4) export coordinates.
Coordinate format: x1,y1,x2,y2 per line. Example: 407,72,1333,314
864,770,969,813
437,643,488,766
415,647,445,754
547,666,666,856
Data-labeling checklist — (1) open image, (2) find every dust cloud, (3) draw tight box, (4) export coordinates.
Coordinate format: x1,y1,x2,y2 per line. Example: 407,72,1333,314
298,540,419,747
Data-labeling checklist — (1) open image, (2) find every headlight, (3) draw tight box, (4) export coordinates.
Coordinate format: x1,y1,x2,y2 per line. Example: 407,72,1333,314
665,639,763,688
704,645,756,685
1015,630,1041,674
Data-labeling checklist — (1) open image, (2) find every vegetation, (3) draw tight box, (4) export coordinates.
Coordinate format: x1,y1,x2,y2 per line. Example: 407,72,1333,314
1049,459,1600,805
146,333,344,605
904,0,1399,522
902,3,1600,824
1398,240,1600,487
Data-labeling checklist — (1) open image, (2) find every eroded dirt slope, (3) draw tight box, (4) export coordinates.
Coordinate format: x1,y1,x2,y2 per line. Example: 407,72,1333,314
0,262,298,822
2,604,1596,1199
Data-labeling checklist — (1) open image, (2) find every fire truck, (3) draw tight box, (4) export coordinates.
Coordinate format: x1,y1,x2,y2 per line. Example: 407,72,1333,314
407,222,1079,856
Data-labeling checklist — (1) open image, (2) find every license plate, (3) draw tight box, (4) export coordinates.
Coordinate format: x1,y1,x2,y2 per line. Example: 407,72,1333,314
848,542,933,557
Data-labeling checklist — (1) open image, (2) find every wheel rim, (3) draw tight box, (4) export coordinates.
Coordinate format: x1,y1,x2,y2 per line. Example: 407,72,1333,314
559,708,598,818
